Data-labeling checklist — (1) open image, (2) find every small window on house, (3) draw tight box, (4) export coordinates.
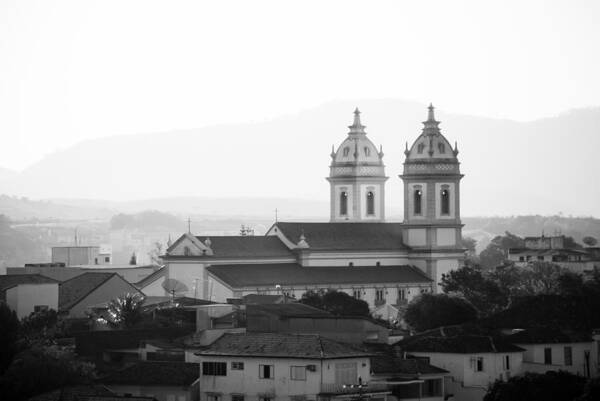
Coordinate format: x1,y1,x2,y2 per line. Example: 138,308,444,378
34,305,49,313
564,346,572,366
94,258,98,265
471,356,484,372
290,366,307,381
353,289,362,299
375,289,385,302
422,379,442,397
441,189,450,215
503,355,510,370
343,147,350,157
259,364,274,379
398,288,406,301
364,147,371,156
260,398,271,401
202,362,227,376
414,189,423,215
544,348,552,365
349,262,354,267
207,395,221,401
537,256,544,261
105,256,110,263
231,362,244,370
519,256,525,262
340,191,348,216
183,246,191,256
366,191,375,215
376,261,381,267
438,143,445,154
232,395,244,401
417,143,425,154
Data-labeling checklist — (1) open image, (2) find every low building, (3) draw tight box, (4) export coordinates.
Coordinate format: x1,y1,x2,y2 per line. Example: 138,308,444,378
395,332,524,401
52,245,112,266
59,272,144,318
8,264,159,284
100,361,200,401
0,274,59,318
507,327,596,377
196,332,390,401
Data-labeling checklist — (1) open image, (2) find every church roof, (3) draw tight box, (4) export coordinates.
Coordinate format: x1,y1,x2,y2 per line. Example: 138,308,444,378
193,235,294,258
207,263,431,288
272,222,408,251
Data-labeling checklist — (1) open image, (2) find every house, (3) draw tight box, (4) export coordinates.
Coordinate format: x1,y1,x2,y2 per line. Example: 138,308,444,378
507,327,596,377
395,332,524,401
245,303,389,344
368,345,449,401
99,361,200,401
0,274,59,318
52,245,112,266
196,332,390,401
162,106,466,304
59,272,144,318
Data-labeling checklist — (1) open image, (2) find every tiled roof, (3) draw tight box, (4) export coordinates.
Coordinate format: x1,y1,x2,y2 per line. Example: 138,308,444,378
364,343,448,375
195,235,293,258
396,334,524,354
198,332,373,359
207,263,432,288
59,272,120,311
507,327,592,344
99,361,200,386
0,274,58,301
273,222,409,251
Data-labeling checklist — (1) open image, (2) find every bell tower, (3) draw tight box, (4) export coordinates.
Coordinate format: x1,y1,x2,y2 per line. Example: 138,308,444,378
327,108,388,222
400,104,465,289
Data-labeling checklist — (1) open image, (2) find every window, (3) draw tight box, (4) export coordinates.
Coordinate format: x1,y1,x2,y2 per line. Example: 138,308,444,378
231,362,244,370
376,261,381,267
34,305,49,313
564,346,572,366
544,348,552,365
353,289,362,299
259,398,271,401
438,143,445,154
471,356,484,372
366,191,375,215
364,147,371,156
537,256,544,261
202,362,226,376
104,256,110,263
519,256,525,262
183,246,191,256
207,395,221,401
414,189,422,215
259,364,274,379
349,262,354,267
340,191,348,216
503,355,510,370
417,143,425,154
232,395,244,401
375,289,385,302
94,258,98,265
343,147,350,157
441,188,450,215
422,379,442,397
398,288,406,301
290,366,307,381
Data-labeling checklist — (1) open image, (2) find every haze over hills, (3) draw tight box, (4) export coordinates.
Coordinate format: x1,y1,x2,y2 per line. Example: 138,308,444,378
1,99,599,217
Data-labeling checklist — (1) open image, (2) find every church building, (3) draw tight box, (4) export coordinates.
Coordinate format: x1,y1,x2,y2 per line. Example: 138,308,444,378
158,105,465,309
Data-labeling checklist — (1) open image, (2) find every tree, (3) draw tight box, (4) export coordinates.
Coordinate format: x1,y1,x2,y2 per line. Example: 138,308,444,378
106,293,145,328
148,241,165,265
483,371,586,401
583,236,598,247
300,289,370,317
0,303,21,374
479,231,524,269
404,293,478,332
20,309,62,344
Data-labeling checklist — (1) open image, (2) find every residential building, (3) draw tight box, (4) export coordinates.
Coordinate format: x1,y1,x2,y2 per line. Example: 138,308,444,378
52,245,112,266
161,106,466,306
196,332,390,401
59,272,144,318
507,327,596,377
0,274,59,318
100,361,200,401
395,333,524,401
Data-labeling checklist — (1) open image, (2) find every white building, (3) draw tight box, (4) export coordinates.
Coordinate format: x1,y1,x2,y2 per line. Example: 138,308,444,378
0,274,59,318
196,332,390,401
162,106,466,306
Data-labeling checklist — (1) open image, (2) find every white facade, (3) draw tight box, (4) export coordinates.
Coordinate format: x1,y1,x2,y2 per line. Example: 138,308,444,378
5,283,59,319
198,355,374,401
517,342,596,377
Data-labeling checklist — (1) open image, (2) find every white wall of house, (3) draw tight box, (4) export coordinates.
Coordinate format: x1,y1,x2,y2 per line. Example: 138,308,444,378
517,342,595,377
5,283,59,319
198,355,371,401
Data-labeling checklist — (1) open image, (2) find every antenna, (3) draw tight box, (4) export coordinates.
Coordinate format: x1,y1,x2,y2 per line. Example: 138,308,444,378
275,208,278,223
187,217,191,234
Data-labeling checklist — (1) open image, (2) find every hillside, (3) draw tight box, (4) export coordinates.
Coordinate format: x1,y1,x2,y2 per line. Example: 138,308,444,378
0,99,598,217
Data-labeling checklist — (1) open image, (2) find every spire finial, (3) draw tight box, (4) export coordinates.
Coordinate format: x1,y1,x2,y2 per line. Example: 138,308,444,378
348,107,366,134
427,103,435,121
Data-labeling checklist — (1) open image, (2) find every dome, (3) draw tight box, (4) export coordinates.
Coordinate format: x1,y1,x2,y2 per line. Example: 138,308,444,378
329,108,385,178
405,104,459,163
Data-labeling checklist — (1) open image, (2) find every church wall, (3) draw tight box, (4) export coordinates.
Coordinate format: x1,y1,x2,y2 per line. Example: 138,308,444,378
298,251,409,267
166,261,209,299
436,228,456,246
407,228,427,247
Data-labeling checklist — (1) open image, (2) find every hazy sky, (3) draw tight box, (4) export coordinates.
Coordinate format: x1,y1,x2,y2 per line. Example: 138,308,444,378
1,0,599,171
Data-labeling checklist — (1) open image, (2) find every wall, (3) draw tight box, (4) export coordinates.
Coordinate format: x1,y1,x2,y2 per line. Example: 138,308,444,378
198,356,370,401
67,275,142,318
52,246,101,266
6,283,59,319
518,342,595,377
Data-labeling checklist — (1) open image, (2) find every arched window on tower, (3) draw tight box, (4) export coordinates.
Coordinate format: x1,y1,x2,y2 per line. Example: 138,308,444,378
441,188,450,215
340,191,348,216
438,142,445,154
414,188,423,215
364,147,371,156
417,143,425,154
343,147,350,157
366,191,375,215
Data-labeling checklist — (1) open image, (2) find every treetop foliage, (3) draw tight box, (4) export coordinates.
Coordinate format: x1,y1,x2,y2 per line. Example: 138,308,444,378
404,293,478,332
300,289,370,317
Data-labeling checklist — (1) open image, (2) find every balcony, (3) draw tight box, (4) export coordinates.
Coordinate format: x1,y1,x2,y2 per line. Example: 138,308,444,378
319,382,391,396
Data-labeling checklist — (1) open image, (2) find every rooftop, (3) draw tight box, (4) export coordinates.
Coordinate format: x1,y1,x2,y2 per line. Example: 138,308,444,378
396,334,524,354
207,263,431,288
0,274,58,301
507,327,592,344
194,235,293,258
59,272,132,311
272,222,408,251
197,332,373,359
98,361,200,387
